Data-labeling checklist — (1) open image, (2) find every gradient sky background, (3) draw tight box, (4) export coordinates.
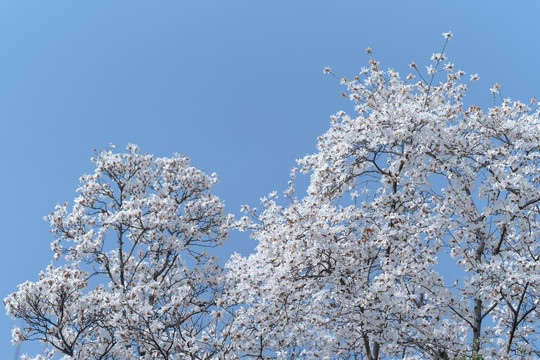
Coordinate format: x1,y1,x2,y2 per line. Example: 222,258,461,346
1,1,540,357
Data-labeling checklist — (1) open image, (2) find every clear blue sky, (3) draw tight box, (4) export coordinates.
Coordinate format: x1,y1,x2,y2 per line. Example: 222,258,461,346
1,1,539,357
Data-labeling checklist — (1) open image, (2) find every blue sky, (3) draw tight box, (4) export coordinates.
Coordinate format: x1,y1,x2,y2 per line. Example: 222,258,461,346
1,0,539,357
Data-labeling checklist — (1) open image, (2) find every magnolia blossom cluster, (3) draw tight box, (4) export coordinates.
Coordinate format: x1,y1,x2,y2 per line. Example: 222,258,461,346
5,145,233,359
5,33,540,359
226,33,540,359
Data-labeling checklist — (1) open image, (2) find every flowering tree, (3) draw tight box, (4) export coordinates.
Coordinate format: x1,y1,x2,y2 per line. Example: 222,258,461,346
226,33,540,359
6,34,540,360
5,145,233,359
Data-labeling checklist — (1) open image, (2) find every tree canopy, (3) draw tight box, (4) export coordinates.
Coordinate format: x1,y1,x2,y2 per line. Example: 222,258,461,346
6,33,540,359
